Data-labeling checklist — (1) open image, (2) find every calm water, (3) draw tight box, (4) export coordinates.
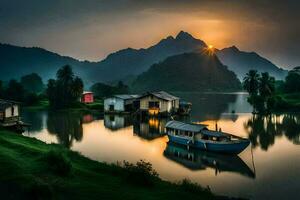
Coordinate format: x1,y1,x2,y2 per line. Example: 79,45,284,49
22,93,300,200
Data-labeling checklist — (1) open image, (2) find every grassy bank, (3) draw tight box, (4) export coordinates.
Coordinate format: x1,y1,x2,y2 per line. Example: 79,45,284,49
274,93,300,112
0,130,222,200
23,99,104,112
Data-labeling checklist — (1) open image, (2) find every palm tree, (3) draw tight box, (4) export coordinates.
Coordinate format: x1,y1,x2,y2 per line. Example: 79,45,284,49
56,65,74,86
243,70,260,96
259,72,275,99
71,77,84,101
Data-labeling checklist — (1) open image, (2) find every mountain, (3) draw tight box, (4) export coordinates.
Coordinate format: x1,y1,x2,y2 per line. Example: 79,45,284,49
131,52,241,92
216,46,288,80
89,31,207,82
0,43,96,82
0,31,288,85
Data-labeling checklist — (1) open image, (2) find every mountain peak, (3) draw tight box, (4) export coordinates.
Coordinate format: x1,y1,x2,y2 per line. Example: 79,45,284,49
176,31,195,40
229,45,239,51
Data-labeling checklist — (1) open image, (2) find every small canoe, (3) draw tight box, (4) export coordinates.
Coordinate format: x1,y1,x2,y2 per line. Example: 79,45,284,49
165,120,250,154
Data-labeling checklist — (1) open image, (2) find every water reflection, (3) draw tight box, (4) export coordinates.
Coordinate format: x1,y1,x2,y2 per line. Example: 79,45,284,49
104,114,133,131
104,114,168,140
174,92,250,121
133,117,167,140
164,142,255,178
245,114,300,150
46,111,84,148
21,110,45,132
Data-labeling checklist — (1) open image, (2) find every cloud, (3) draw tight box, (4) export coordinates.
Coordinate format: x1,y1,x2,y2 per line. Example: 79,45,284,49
0,0,299,67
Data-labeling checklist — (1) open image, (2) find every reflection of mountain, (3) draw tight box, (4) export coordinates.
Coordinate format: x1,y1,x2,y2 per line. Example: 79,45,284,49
245,114,300,150
104,114,133,131
164,142,255,178
174,93,238,121
47,112,83,148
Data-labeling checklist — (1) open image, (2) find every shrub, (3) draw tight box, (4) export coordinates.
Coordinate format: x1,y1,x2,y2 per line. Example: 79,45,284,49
43,150,72,176
178,179,211,194
123,160,158,187
27,178,53,200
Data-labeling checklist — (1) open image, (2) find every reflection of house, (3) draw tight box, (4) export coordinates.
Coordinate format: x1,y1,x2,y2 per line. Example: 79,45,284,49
81,91,94,103
0,100,20,126
138,91,180,116
104,95,139,113
133,118,167,140
104,114,133,131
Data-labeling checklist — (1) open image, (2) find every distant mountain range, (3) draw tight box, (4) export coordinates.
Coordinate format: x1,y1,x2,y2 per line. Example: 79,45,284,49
0,43,94,82
131,52,241,92
0,31,288,87
216,46,287,80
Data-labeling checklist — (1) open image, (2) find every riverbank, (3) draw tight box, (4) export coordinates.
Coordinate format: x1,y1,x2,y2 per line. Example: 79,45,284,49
0,129,227,200
23,99,104,112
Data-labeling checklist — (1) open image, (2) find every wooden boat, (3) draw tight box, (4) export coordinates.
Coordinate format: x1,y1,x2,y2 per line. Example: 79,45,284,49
165,120,250,154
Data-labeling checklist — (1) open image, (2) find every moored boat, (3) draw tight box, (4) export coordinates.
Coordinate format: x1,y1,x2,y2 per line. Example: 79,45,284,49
165,120,250,154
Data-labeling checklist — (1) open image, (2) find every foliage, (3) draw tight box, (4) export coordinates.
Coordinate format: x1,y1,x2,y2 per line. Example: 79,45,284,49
0,75,44,106
5,79,26,102
284,68,300,93
243,70,260,96
46,65,84,109
90,81,129,98
21,73,44,93
243,71,275,114
42,149,72,176
178,179,211,194
123,160,158,186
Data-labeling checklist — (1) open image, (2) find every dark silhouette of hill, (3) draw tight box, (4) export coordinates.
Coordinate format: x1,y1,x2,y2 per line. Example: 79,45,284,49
131,52,241,92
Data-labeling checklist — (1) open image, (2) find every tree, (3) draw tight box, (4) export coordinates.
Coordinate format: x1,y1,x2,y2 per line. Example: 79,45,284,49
243,70,260,96
259,72,275,99
243,70,275,114
0,80,3,98
46,79,57,107
21,73,44,93
5,80,25,101
71,77,84,101
284,68,300,93
46,65,84,108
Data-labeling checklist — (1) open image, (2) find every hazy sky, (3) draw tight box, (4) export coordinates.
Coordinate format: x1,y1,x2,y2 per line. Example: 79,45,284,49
0,0,299,68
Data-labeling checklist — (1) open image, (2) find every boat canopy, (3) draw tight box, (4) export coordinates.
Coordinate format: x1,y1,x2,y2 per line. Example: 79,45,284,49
166,120,207,132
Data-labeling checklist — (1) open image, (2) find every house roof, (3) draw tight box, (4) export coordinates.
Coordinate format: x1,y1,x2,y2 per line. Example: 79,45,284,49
0,99,18,110
166,120,207,132
139,91,179,101
83,91,93,95
114,94,140,100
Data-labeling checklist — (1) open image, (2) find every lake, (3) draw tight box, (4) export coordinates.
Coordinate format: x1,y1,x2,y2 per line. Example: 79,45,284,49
22,92,300,200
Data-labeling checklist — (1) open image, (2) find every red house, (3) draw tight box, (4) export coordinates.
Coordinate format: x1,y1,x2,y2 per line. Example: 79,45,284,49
81,92,94,104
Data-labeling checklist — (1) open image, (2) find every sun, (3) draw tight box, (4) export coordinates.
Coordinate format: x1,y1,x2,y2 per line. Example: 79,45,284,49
202,44,215,56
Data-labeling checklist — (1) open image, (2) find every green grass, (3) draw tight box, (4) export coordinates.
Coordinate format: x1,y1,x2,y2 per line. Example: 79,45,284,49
274,92,300,111
0,130,220,200
24,99,104,112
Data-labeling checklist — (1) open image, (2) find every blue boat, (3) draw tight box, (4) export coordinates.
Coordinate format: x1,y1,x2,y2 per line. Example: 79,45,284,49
165,120,250,154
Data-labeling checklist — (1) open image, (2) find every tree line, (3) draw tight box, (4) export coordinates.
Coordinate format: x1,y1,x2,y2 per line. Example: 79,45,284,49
0,73,44,105
243,67,300,114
